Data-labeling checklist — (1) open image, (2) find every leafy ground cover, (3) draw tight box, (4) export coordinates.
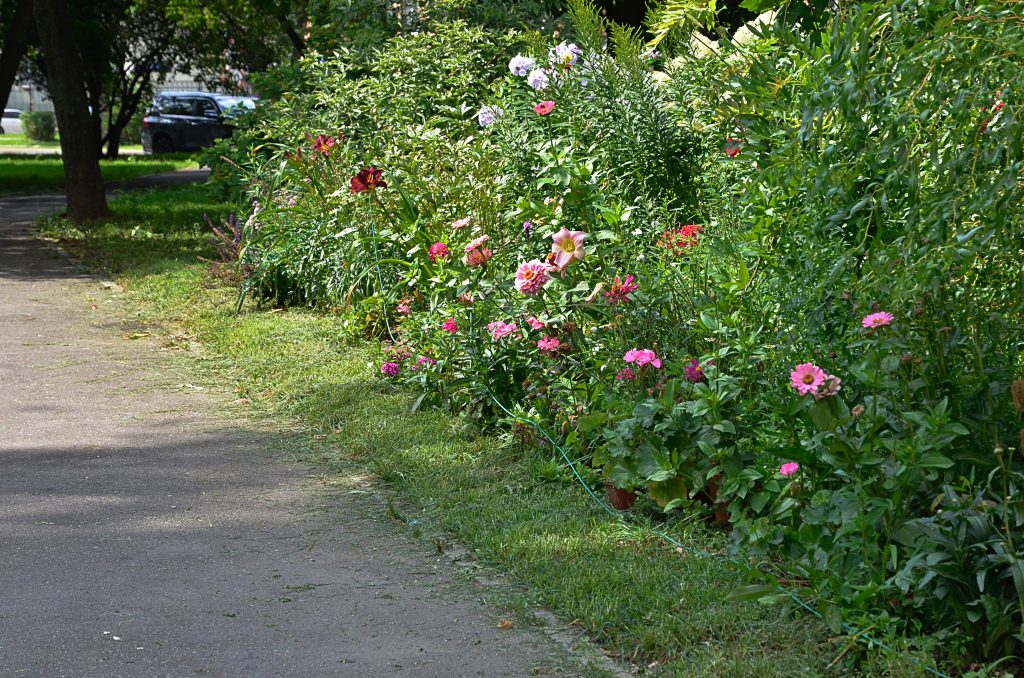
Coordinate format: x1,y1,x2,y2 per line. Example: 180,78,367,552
0,154,192,194
36,182,945,677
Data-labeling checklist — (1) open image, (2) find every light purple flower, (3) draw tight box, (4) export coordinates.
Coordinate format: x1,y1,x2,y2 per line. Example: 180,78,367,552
476,106,503,127
509,55,536,77
527,68,549,91
551,42,582,68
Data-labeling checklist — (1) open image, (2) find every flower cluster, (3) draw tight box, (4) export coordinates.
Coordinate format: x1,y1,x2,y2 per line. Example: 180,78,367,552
487,320,520,341
658,224,703,255
623,348,662,369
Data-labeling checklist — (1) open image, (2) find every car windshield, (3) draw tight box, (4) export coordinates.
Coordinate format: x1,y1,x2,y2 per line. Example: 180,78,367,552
215,97,257,115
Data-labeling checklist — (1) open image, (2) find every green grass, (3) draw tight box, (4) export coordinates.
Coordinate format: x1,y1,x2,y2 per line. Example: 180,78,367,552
0,154,194,194
0,133,61,147
38,184,933,677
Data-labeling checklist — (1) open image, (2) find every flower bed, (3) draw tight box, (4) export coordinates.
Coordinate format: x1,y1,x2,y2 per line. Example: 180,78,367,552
213,0,1024,669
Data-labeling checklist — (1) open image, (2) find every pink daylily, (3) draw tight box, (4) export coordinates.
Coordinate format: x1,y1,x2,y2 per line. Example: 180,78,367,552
550,228,587,271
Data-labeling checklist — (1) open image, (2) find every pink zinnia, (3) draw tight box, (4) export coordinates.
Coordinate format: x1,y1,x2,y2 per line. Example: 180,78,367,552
537,335,561,353
459,292,475,306
441,318,458,334
790,363,826,396
380,362,400,377
862,311,894,328
428,242,451,263
550,228,587,271
616,368,637,382
464,235,490,252
604,275,639,304
534,100,555,116
779,462,800,477
623,348,662,369
396,300,411,315
515,259,550,295
465,247,492,267
525,316,545,331
488,320,519,340
451,217,472,230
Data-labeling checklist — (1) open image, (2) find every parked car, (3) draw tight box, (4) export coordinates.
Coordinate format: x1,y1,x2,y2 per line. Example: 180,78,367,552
1,108,23,135
141,92,256,153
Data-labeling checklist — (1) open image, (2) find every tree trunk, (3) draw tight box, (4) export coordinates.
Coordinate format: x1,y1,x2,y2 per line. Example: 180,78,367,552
0,0,35,113
33,0,110,221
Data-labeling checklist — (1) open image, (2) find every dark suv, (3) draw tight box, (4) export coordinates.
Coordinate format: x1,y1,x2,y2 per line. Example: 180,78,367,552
142,92,256,153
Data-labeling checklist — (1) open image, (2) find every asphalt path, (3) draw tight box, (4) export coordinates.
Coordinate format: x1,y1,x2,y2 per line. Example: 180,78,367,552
0,173,590,677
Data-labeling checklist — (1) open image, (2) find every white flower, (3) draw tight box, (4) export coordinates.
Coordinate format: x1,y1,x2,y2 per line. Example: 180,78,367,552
550,42,582,68
527,68,549,90
508,55,536,77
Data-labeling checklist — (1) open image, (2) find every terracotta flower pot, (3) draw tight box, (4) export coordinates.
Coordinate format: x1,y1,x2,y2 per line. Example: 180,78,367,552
604,480,638,511
702,474,730,524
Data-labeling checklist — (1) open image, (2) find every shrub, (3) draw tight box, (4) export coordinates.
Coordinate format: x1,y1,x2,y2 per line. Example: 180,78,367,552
208,0,1023,669
21,111,56,142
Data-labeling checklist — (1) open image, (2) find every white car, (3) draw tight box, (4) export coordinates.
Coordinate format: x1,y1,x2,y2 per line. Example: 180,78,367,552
1,109,23,135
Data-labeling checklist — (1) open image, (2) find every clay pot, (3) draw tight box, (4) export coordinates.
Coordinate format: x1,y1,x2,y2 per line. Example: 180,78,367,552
604,480,638,510
697,474,730,524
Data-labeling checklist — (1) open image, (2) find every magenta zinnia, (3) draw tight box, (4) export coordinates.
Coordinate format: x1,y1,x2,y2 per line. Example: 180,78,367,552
862,311,894,328
790,363,826,396
441,318,458,334
380,362,400,377
779,462,800,477
515,259,550,295
428,242,451,263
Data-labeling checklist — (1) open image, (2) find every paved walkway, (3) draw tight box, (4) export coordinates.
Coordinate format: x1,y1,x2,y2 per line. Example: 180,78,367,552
0,176,586,677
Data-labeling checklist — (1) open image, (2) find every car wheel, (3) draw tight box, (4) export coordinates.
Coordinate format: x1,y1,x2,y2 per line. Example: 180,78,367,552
153,136,174,153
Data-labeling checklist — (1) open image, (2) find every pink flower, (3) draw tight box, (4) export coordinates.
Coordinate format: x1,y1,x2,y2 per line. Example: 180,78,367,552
534,100,555,116
790,363,826,396
862,311,894,328
515,259,550,295
658,224,702,256
464,235,490,252
412,356,437,370
526,316,545,331
380,362,400,377
307,133,337,156
537,335,561,353
487,320,519,340
616,368,637,382
458,292,475,306
550,228,587,271
428,242,451,263
623,349,662,369
396,300,411,315
604,275,639,304
815,374,842,400
451,217,472,230
779,462,800,477
441,318,458,334
684,359,709,384
465,247,492,267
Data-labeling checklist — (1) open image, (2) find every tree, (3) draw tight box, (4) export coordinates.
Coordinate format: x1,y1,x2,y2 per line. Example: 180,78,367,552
34,0,110,220
0,0,35,113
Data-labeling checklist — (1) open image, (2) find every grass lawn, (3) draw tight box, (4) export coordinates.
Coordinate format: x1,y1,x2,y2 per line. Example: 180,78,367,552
0,133,61,147
0,154,195,194
37,183,933,677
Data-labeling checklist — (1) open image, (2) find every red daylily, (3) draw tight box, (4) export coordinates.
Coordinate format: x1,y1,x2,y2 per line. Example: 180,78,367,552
351,166,386,193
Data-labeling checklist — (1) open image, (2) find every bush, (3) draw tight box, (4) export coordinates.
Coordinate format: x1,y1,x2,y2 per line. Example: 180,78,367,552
208,0,1023,669
21,111,56,142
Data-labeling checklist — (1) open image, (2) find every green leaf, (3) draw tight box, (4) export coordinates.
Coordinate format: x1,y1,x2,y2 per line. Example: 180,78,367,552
726,584,780,602
918,453,954,469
